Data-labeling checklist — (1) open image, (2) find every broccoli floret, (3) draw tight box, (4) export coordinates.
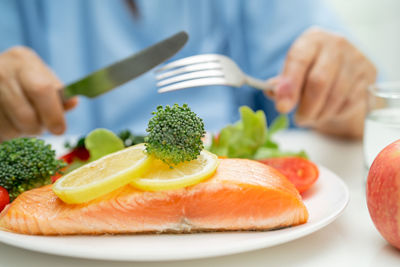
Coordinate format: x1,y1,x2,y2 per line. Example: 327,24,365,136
145,104,205,166
0,138,66,200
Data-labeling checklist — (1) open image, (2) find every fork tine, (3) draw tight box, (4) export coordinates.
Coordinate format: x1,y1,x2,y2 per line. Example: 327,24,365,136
156,62,222,80
157,70,224,87
156,54,221,72
158,77,228,93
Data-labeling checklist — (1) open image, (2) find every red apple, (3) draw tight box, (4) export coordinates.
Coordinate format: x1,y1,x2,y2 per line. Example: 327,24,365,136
367,139,400,250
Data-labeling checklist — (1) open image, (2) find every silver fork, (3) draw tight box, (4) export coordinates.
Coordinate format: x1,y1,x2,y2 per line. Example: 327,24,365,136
155,54,275,95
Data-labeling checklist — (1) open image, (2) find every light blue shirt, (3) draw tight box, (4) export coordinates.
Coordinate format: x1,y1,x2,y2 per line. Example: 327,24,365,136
0,0,343,135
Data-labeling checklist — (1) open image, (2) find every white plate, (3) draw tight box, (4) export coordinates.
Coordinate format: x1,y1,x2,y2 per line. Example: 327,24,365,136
0,165,349,261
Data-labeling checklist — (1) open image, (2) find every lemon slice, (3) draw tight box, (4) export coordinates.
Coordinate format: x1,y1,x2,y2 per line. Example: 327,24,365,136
130,150,219,191
53,143,151,204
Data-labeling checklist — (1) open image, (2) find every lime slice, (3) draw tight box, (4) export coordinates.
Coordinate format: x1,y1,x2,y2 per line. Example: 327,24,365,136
53,144,151,204
85,128,125,161
130,150,219,191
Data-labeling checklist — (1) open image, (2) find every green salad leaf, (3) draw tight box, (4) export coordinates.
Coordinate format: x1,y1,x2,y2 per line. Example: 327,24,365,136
65,130,145,151
118,130,145,147
209,106,266,158
208,106,307,159
267,114,289,137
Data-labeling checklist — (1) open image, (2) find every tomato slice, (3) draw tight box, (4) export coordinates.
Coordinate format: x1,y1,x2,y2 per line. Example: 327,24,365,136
258,157,319,193
51,166,67,183
60,147,90,164
0,186,10,212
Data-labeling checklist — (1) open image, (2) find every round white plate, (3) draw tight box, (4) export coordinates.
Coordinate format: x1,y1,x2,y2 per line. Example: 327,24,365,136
0,165,349,261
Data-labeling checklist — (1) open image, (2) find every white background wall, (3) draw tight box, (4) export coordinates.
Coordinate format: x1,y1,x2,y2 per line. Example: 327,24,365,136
327,0,400,80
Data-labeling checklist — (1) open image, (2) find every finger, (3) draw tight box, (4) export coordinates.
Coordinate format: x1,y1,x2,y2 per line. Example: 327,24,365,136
329,79,370,139
0,77,42,134
262,76,280,99
0,108,20,142
63,96,79,111
18,57,66,135
295,45,342,125
275,35,319,113
319,57,377,123
336,78,370,121
316,65,358,123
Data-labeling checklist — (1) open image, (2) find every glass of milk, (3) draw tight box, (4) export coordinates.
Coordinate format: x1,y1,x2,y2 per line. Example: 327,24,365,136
364,82,400,169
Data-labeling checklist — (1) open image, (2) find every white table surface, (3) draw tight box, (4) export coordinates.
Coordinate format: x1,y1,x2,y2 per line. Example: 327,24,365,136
1,130,399,267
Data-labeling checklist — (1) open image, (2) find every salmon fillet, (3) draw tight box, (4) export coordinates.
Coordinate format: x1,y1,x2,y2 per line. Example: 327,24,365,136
0,159,308,235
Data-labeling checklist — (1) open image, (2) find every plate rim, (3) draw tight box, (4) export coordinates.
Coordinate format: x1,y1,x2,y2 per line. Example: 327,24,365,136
0,165,349,261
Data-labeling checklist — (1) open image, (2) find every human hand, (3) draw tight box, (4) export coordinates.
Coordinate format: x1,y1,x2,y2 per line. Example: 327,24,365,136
0,46,78,141
269,27,377,139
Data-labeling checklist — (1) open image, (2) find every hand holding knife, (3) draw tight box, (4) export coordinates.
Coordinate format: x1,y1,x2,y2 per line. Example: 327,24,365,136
60,31,189,100
0,31,188,140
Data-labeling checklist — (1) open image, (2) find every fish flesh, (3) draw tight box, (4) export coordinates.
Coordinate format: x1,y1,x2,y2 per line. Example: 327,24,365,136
0,159,308,235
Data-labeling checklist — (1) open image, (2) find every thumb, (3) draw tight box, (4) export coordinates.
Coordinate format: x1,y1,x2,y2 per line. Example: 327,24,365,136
262,76,280,99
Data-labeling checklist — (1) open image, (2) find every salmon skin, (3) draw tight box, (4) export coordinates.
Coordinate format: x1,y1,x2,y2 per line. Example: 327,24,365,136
0,159,308,235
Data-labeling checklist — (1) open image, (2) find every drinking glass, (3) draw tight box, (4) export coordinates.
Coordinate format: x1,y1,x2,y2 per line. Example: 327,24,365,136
363,82,400,169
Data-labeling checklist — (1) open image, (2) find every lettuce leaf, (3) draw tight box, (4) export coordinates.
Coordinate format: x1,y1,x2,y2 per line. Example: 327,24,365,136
209,106,266,158
208,106,307,159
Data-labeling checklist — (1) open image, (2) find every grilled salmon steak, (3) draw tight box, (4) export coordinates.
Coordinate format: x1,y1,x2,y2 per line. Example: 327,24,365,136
0,159,308,235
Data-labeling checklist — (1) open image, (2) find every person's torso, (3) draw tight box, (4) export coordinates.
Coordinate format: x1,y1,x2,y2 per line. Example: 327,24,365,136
18,0,252,135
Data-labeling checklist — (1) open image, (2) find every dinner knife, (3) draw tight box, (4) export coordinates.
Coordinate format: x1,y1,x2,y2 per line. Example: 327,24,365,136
60,31,189,100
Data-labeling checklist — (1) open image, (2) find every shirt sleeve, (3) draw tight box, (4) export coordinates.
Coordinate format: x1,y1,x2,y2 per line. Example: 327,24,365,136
0,0,26,52
239,0,348,126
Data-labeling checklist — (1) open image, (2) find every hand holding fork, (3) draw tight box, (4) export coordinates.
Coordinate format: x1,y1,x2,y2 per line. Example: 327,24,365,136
155,28,377,139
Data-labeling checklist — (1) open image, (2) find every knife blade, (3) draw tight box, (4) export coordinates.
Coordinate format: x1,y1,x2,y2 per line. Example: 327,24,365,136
60,31,188,100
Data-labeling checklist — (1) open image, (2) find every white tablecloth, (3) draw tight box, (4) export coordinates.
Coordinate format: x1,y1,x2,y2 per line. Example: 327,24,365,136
1,130,399,267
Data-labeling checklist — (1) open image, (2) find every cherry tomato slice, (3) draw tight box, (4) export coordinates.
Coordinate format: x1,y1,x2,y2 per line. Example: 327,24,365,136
61,152,73,164
51,166,67,183
73,147,90,161
60,147,90,164
0,186,10,212
258,157,319,193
